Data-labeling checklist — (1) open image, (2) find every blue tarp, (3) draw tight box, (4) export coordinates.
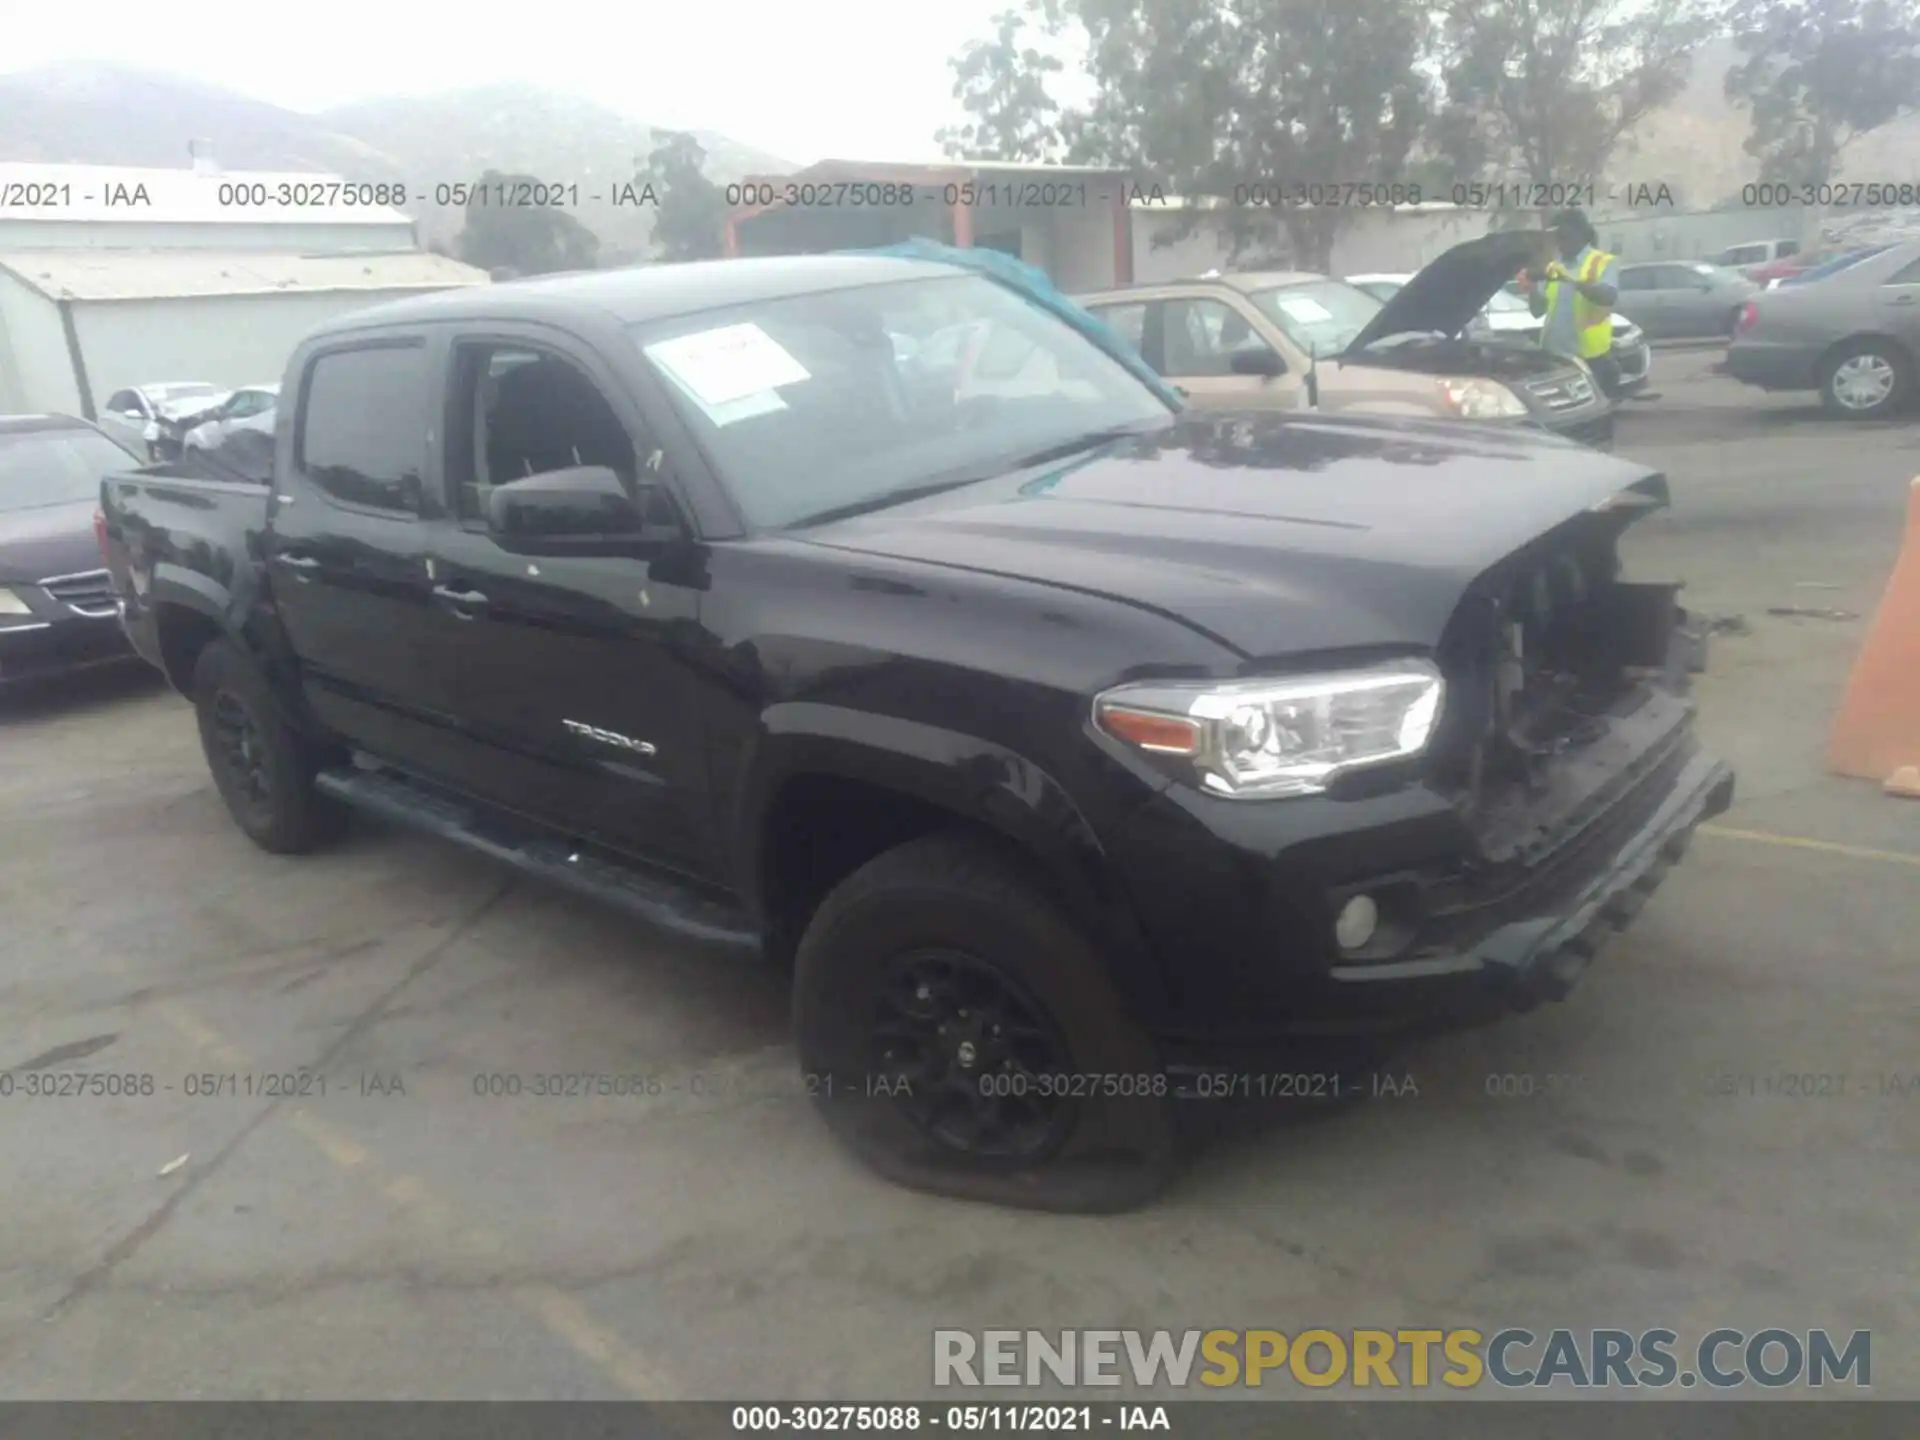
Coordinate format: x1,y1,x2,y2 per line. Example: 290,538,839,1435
836,236,1186,410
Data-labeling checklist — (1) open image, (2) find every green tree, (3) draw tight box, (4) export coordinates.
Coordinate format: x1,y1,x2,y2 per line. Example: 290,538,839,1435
1724,0,1920,184
639,131,729,262
1431,0,1713,187
942,0,1435,271
937,4,1068,160
455,170,599,276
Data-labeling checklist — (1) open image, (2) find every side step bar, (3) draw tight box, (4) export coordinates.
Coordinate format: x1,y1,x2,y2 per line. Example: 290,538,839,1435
313,764,762,957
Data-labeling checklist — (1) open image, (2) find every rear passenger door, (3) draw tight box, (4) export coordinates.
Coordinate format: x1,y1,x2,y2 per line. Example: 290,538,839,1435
424,328,721,880
268,336,461,779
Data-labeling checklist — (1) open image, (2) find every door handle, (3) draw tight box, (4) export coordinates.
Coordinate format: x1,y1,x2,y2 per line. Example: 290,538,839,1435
1889,293,1917,306
432,583,490,614
276,553,319,570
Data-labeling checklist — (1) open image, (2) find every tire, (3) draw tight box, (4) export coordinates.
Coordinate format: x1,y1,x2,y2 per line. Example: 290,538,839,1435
191,639,343,854
793,832,1179,1213
1819,340,1909,419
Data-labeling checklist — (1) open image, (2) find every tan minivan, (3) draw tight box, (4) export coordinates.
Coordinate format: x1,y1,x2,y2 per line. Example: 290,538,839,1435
1076,231,1615,448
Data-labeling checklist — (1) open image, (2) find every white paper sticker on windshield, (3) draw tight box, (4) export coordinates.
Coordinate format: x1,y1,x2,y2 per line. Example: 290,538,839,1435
644,323,811,407
1275,295,1335,324
703,389,787,426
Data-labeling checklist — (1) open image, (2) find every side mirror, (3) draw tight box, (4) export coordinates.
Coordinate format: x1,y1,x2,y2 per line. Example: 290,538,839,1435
1228,348,1287,379
485,465,676,554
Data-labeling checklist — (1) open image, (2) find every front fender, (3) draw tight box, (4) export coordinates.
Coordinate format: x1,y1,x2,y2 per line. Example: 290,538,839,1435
736,703,1162,1007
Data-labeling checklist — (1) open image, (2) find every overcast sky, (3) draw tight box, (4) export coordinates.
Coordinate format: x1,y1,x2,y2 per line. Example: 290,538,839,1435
5,0,1044,165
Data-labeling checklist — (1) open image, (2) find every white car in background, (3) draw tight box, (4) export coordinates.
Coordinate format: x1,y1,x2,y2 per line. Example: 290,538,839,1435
1346,273,1651,396
182,384,280,451
96,382,232,460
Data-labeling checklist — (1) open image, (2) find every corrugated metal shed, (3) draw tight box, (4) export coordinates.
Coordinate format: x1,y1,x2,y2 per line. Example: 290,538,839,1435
0,162,412,227
0,249,489,302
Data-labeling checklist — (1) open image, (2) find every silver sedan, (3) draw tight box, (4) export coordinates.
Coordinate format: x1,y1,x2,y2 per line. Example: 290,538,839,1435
1724,239,1920,419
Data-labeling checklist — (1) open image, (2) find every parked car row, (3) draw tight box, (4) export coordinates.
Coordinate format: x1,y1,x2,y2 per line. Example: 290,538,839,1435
85,243,1733,1211
1074,231,1616,448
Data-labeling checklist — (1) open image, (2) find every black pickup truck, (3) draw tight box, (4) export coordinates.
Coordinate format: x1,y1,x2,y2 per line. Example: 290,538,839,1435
99,255,1733,1211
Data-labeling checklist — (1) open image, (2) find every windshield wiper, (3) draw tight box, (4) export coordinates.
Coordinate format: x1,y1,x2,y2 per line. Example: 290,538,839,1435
787,477,989,529
1005,421,1163,470
785,422,1166,530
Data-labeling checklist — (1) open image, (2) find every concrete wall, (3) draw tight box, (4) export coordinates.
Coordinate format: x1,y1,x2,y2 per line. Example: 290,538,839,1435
1049,202,1122,291
1130,206,1501,282
0,220,418,253
0,273,83,414
65,288,457,415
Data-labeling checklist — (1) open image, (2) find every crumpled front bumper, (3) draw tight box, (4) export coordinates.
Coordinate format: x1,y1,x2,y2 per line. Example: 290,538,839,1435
1333,748,1735,1013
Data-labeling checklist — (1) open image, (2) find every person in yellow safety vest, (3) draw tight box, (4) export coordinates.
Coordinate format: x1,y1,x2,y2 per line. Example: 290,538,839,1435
1527,208,1623,396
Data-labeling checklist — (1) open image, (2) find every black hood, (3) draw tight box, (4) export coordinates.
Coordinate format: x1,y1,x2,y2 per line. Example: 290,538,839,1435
0,499,102,584
802,411,1668,660
1348,229,1550,352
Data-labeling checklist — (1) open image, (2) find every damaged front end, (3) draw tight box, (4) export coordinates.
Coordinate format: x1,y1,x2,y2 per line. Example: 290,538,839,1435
1402,473,1734,1005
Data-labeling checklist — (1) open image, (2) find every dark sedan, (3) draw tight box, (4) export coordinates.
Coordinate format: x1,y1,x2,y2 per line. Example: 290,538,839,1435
0,415,144,688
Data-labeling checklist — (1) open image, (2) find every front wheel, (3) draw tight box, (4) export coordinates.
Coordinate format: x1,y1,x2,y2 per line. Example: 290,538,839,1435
793,833,1179,1212
1820,341,1909,418
192,639,343,854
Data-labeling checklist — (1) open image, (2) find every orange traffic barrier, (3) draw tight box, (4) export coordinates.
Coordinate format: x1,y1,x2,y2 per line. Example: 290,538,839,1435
1827,475,1920,794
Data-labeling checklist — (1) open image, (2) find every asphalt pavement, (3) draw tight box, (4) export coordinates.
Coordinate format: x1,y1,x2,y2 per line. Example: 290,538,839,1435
2,349,1914,1401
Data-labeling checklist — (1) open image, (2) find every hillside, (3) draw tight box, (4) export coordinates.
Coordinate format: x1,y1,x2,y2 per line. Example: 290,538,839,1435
0,64,794,261
320,87,794,257
1609,37,1920,208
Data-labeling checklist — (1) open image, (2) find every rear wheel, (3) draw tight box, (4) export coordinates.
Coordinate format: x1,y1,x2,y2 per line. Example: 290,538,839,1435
1820,340,1909,418
192,639,343,854
793,833,1179,1212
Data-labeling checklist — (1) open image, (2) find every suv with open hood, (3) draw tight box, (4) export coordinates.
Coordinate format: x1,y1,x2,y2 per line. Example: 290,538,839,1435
1078,231,1615,449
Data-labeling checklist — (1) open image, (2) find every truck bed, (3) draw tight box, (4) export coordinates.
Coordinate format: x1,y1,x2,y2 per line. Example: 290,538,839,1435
98,466,275,680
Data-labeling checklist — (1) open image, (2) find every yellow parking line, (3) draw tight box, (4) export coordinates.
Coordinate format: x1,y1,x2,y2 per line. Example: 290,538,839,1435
129,966,667,1397
289,1111,370,1169
1699,824,1920,868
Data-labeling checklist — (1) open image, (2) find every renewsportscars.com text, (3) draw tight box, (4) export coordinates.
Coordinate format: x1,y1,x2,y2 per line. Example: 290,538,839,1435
933,1328,1871,1390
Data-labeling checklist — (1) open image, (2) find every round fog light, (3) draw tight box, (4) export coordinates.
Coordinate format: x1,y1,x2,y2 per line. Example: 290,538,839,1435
1335,895,1380,952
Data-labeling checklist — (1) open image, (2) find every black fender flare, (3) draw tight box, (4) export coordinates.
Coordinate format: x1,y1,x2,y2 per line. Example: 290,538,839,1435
148,563,313,730
736,702,1164,1012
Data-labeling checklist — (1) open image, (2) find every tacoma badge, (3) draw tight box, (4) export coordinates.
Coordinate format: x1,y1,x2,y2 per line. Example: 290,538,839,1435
562,720,657,756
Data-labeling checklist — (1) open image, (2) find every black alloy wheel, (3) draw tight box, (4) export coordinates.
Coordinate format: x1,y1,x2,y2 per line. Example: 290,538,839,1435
210,688,273,814
871,948,1076,1163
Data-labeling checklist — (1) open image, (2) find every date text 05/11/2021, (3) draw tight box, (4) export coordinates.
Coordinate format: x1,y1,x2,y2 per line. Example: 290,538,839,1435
0,1071,406,1099
730,1405,1171,1432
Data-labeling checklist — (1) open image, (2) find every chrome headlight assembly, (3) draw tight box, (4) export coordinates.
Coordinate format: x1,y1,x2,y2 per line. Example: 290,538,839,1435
1094,661,1445,799
1437,378,1527,419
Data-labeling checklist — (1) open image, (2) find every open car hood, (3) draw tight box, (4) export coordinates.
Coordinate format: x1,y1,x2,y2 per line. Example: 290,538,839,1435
1349,229,1548,353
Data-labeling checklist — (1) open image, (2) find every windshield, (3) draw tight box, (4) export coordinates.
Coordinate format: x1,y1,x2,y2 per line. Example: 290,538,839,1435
0,429,135,511
1249,280,1383,353
631,272,1173,529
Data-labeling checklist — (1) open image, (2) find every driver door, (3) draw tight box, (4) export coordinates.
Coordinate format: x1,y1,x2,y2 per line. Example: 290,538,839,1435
1094,294,1303,411
425,329,721,880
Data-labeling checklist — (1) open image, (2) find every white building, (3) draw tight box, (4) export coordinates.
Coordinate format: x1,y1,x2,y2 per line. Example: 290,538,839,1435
0,158,489,418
